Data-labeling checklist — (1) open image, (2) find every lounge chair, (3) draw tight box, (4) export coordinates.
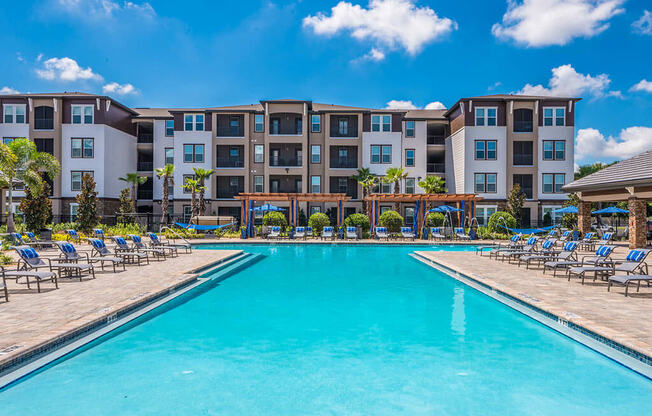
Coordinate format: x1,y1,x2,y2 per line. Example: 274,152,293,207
112,236,150,265
346,227,358,240
93,228,106,241
66,229,82,243
523,241,579,272
128,235,166,260
516,239,557,267
578,232,596,251
488,235,523,259
495,236,539,262
608,274,652,296
1,262,58,295
546,229,557,239
596,232,613,246
53,242,96,280
148,233,191,254
10,233,40,248
544,245,614,278
87,238,127,272
14,245,89,284
400,227,415,240
24,232,55,249
430,227,446,240
321,226,334,240
375,227,389,240
559,230,572,242
294,227,306,239
568,249,650,285
268,226,281,239
306,226,314,239
455,227,470,240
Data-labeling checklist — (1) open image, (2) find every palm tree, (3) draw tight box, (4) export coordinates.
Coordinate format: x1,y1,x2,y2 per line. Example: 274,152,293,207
155,164,174,224
383,167,408,211
0,138,60,232
119,173,148,213
418,175,447,212
192,167,214,216
351,168,376,216
182,178,205,217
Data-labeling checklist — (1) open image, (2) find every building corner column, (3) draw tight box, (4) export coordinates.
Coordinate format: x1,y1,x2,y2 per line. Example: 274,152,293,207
577,201,592,235
627,197,646,249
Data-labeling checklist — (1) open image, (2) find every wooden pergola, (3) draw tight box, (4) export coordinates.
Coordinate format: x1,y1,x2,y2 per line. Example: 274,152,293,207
365,193,483,238
234,193,351,237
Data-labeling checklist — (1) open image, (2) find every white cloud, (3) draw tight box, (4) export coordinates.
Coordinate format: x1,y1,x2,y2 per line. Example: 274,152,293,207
55,0,155,19
518,64,619,98
424,101,446,110
365,47,386,61
303,0,456,55
575,127,652,161
0,86,20,94
492,0,625,47
632,10,652,35
102,82,137,95
36,53,43,62
630,79,652,93
36,57,103,82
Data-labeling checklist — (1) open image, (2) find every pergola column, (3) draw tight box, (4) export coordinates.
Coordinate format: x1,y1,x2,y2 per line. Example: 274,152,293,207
578,201,592,235
628,197,647,249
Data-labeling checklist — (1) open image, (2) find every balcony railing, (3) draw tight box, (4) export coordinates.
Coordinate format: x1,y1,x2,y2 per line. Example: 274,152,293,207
269,158,302,167
137,134,153,143
216,158,245,168
330,159,358,169
427,163,445,173
513,154,534,166
137,190,153,200
427,136,445,145
514,121,533,133
137,162,153,171
216,188,244,199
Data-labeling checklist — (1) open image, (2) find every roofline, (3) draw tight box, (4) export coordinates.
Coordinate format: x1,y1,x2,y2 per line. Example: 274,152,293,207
443,95,582,117
0,93,138,115
563,177,652,192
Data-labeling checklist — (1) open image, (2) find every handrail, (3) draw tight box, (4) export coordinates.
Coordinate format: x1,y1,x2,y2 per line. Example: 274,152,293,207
160,226,192,246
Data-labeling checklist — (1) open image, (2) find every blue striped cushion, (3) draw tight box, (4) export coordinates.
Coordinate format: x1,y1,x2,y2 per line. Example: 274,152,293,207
348,227,357,232
90,238,105,249
323,227,333,232
431,227,440,233
542,240,554,249
115,237,127,245
271,226,280,231
61,243,76,253
527,237,537,245
130,235,142,243
11,233,22,240
626,250,645,262
596,245,613,257
306,227,313,231
562,231,570,237
510,235,520,242
148,233,159,241
67,230,78,236
94,229,104,235
19,248,39,259
563,242,577,251
602,233,612,241
296,227,304,232
455,228,464,233
584,232,594,239
26,232,35,238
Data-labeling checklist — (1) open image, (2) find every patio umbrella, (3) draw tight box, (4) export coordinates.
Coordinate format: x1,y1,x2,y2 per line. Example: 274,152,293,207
592,206,629,231
251,203,286,212
553,206,578,214
428,205,461,213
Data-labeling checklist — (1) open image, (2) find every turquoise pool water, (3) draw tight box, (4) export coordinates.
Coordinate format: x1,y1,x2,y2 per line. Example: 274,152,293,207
1,244,651,415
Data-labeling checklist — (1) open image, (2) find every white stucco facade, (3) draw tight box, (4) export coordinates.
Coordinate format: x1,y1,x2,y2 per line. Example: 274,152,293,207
537,126,575,200
361,131,402,176
152,120,174,200
463,126,507,199
172,130,212,199
402,120,427,193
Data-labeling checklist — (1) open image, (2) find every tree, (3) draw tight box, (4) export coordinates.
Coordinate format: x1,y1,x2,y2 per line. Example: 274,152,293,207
193,168,214,216
155,164,174,225
418,175,447,211
378,210,403,233
575,162,615,180
308,212,330,234
506,184,526,226
19,183,52,232
383,167,408,211
182,178,204,217
562,192,580,230
262,211,287,227
117,188,133,224
0,138,60,232
351,168,376,216
119,173,148,213
344,213,370,232
488,211,517,234
76,174,98,233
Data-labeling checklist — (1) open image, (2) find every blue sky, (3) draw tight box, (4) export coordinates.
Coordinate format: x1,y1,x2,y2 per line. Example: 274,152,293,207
1,0,650,166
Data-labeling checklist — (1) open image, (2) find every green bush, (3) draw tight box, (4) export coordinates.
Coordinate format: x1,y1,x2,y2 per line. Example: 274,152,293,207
378,210,403,233
308,212,330,234
104,223,145,236
163,230,205,239
487,211,517,234
0,252,12,265
344,213,370,232
51,222,78,234
262,211,287,227
476,226,510,240
426,212,445,227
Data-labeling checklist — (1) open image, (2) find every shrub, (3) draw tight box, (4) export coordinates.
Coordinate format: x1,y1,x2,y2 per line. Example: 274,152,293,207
163,230,205,239
19,183,53,232
0,252,12,265
378,210,403,233
344,213,370,232
476,227,510,240
104,223,145,236
487,211,517,234
262,211,287,227
76,174,99,233
426,212,445,227
51,222,78,234
308,212,330,234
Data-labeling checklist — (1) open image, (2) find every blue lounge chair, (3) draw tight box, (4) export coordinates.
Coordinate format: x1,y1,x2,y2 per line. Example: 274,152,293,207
488,234,523,259
148,233,191,254
295,227,306,239
269,226,281,239
112,237,150,266
0,268,7,301
24,232,54,249
375,227,389,240
66,229,82,243
608,274,652,296
568,248,650,285
430,227,446,240
346,227,357,240
455,227,470,240
516,239,557,267
93,228,106,241
306,226,314,238
596,232,613,246
401,227,415,240
87,239,126,272
578,232,596,250
544,245,614,278
128,235,167,260
495,236,539,262
53,242,96,280
3,250,59,293
321,226,333,240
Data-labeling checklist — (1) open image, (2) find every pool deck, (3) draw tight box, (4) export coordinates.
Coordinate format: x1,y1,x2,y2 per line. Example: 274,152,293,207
0,249,242,372
414,247,652,364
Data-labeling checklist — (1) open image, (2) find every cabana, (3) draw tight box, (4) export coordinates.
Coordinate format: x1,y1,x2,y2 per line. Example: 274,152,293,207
563,150,652,249
234,193,351,238
365,193,483,239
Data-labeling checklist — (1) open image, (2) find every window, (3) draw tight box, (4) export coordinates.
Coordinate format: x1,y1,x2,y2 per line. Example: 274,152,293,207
338,177,348,193
543,107,565,126
71,138,94,158
380,206,391,214
382,145,391,163
542,206,563,225
3,137,16,144
513,174,533,199
405,149,415,167
543,173,565,194
195,114,204,131
254,114,264,133
70,203,79,221
311,145,321,163
183,205,192,220
182,175,195,193
381,182,392,193
474,173,497,193
229,147,240,163
165,148,174,165
310,206,321,215
513,109,533,132
475,140,497,160
270,118,280,134
372,115,391,132
254,144,264,163
475,206,497,226
405,207,415,226
296,179,302,193
295,117,302,134
4,104,26,124
165,120,174,136
71,105,93,124
475,107,497,126
71,171,93,191
184,114,204,131
168,182,174,198
254,175,264,193
311,176,321,193
371,145,391,164
311,114,320,132
543,140,565,160
34,106,54,130
229,116,240,136
183,144,204,163
338,118,348,136
34,138,54,155
405,120,415,137
513,141,533,165
405,178,415,194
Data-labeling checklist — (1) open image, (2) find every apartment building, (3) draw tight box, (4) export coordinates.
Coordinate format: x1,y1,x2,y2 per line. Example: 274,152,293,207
1,92,579,226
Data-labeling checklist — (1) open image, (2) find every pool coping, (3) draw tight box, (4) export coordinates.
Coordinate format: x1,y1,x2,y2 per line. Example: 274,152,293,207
0,250,251,387
411,252,652,379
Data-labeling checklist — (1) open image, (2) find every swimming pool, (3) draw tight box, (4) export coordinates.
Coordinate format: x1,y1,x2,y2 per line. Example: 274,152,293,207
2,244,651,415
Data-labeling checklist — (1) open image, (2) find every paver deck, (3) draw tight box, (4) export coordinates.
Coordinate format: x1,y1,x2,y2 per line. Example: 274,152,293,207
0,249,241,368
415,248,652,360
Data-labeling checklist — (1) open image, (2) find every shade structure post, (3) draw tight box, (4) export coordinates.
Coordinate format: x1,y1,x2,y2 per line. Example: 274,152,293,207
296,199,300,227
460,200,465,228
290,199,294,227
422,199,428,239
370,199,375,237
240,200,246,231
413,200,420,236
247,199,254,238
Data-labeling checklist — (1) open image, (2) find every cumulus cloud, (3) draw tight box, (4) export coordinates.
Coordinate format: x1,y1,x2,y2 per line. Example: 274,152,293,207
102,82,137,95
492,0,625,47
0,86,20,94
36,57,103,82
630,79,652,93
632,10,652,35
424,101,446,110
518,64,620,98
575,127,652,161
303,0,456,55
55,0,155,19
385,100,446,110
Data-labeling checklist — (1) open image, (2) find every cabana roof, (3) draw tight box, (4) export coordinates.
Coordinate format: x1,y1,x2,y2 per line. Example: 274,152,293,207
234,193,351,202
365,193,482,203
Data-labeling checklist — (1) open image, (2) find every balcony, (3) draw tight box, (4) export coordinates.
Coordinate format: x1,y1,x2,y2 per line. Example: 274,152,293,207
269,113,303,135
270,144,302,167
270,158,302,167
427,163,445,173
427,136,445,145
269,175,302,193
329,115,358,138
137,189,153,200
329,177,358,199
216,157,244,168
329,146,357,169
137,134,153,144
513,121,533,133
330,159,358,169
216,176,244,198
216,114,244,137
137,161,153,171
216,145,245,168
